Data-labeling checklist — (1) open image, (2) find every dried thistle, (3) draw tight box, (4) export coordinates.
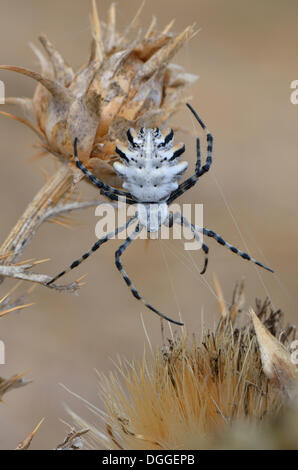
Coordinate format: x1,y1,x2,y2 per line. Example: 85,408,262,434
250,307,297,399
0,1,197,290
68,281,297,450
0,1,197,188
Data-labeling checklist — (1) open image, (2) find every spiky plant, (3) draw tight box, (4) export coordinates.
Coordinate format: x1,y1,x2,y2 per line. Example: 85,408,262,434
0,1,197,188
68,281,298,450
0,1,197,284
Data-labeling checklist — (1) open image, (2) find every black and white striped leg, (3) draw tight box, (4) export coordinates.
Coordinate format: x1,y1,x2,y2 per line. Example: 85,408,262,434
73,138,134,202
195,137,201,175
168,103,213,204
47,216,137,286
187,103,213,178
115,224,183,326
167,212,174,228
175,213,209,274
191,224,274,273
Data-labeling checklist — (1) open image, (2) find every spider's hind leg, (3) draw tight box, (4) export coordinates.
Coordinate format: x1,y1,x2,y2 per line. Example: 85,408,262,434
115,224,183,326
174,214,273,273
200,227,274,272
175,213,209,274
47,217,136,286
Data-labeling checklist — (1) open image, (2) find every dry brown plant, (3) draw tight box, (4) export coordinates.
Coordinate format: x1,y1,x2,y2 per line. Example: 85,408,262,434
0,0,197,301
67,279,298,450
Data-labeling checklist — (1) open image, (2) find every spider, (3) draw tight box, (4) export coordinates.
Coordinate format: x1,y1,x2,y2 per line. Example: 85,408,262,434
47,103,274,325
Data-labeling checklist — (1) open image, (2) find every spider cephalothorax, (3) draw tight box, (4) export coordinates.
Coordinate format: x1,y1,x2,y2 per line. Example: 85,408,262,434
47,104,274,325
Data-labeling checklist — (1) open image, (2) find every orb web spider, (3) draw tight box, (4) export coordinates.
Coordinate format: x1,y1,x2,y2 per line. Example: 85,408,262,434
47,103,273,325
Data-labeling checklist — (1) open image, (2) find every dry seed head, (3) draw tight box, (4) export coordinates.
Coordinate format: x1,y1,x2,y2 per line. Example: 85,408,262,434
0,1,198,187
71,281,298,450
250,307,298,398
68,282,297,450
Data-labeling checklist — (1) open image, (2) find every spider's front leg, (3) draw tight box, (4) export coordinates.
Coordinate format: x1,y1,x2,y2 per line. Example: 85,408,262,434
73,138,135,204
47,216,137,286
168,103,213,204
115,223,183,326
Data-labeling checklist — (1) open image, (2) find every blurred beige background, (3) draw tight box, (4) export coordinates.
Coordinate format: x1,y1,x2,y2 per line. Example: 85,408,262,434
0,0,297,449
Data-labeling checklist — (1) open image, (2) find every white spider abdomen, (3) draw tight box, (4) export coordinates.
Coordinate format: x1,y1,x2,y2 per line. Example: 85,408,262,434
114,127,188,202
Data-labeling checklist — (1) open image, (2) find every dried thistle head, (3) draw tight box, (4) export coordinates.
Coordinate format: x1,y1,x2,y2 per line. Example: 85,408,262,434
0,1,197,187
69,281,297,450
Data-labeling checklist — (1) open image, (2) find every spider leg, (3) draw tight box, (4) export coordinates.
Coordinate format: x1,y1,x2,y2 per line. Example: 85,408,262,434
73,138,135,203
167,103,213,204
100,189,136,205
115,224,183,326
187,102,213,178
167,212,174,228
174,213,209,274
47,216,137,286
186,221,274,273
